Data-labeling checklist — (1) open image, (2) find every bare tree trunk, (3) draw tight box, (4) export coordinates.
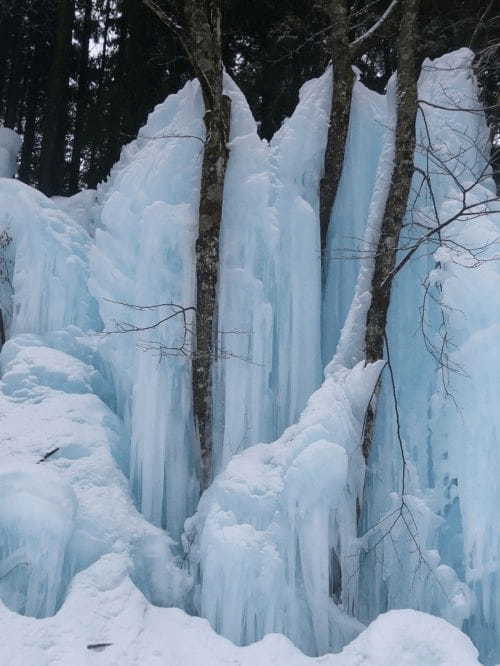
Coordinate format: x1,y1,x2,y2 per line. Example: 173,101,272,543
185,0,231,489
38,0,74,196
319,0,400,266
319,0,354,256
69,0,92,194
18,73,39,184
143,0,231,489
4,16,24,130
362,0,420,458
86,0,112,189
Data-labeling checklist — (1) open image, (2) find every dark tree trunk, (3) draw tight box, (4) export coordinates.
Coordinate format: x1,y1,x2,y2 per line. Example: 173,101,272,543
4,18,25,129
69,0,92,194
18,75,39,184
38,0,74,196
319,0,399,269
185,0,231,489
143,0,231,489
105,0,130,171
319,0,354,257
0,14,11,117
362,0,421,458
86,0,112,188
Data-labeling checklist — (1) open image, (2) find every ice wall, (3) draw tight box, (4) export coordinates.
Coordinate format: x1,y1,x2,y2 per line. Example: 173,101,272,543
190,49,499,662
0,44,497,664
0,180,98,337
214,73,325,470
90,81,203,540
189,359,382,655
0,164,187,618
0,127,21,178
322,80,387,363
356,49,500,664
91,71,326,529
0,333,188,618
189,67,396,656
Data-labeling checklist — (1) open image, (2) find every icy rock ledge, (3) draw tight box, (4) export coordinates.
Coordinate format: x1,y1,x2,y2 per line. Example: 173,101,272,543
0,553,481,666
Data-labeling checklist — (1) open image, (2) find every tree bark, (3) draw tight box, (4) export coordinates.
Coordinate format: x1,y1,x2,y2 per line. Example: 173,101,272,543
69,0,92,194
143,0,231,489
18,72,39,184
4,16,25,129
185,0,231,489
38,0,74,196
362,0,420,458
319,0,354,257
86,0,112,189
319,0,400,266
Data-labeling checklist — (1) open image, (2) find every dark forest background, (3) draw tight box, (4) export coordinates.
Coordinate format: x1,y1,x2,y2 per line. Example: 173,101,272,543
0,0,498,197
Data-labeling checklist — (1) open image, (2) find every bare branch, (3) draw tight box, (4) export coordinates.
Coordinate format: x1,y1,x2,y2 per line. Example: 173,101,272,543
350,0,399,56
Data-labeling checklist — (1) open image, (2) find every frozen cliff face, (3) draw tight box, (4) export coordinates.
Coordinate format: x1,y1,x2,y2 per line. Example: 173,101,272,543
188,66,394,656
0,169,187,617
322,78,387,364
0,127,21,178
214,72,325,471
90,70,327,536
0,44,497,664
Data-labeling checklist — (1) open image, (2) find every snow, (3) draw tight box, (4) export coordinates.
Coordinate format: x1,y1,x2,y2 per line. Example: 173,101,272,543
0,556,481,666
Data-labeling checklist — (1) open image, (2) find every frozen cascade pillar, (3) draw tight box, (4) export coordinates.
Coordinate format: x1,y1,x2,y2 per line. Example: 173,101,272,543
0,128,22,178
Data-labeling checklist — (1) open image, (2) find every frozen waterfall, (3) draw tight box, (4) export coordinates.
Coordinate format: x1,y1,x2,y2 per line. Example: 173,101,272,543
0,47,498,665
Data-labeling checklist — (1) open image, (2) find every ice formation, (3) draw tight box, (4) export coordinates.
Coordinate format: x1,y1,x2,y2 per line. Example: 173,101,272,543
0,333,188,617
0,179,187,619
187,359,383,655
0,557,482,666
89,80,203,539
0,46,498,665
214,73,325,469
190,48,500,664
0,127,21,178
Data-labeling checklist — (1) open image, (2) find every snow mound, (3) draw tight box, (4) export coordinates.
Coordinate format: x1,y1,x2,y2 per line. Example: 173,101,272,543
0,556,480,666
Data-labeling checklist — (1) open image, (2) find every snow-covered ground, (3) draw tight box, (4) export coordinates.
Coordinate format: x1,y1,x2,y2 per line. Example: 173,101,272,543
0,556,482,666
